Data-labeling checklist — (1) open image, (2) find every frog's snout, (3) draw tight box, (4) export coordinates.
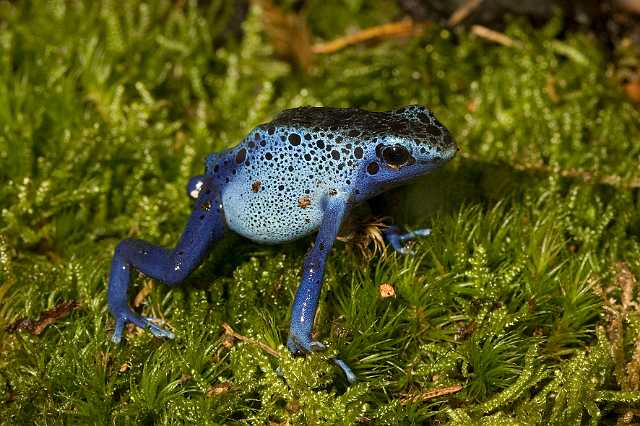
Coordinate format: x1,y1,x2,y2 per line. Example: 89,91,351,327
442,136,459,161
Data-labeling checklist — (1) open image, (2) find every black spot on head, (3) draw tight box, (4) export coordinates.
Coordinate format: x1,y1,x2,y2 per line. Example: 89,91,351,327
331,150,340,160
235,148,247,164
304,133,312,140
289,133,301,145
255,133,261,140
265,152,273,160
316,140,325,149
304,153,311,161
278,184,285,191
367,162,379,175
260,140,267,147
417,112,429,122
425,123,442,136
249,141,256,149
267,127,275,135
354,146,364,159
213,164,219,173
348,129,359,137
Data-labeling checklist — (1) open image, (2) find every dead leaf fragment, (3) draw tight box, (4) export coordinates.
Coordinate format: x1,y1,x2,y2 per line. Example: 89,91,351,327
207,382,231,397
400,384,463,405
624,80,640,104
5,300,80,335
133,281,155,308
379,283,396,298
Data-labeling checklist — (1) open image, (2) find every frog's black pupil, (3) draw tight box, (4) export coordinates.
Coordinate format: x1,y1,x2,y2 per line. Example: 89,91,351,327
382,145,410,167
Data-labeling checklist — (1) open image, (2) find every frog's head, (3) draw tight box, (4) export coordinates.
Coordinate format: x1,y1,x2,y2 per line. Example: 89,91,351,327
362,105,457,187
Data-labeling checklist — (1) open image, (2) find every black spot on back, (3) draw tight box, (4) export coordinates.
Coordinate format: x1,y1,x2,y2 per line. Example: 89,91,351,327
288,134,301,145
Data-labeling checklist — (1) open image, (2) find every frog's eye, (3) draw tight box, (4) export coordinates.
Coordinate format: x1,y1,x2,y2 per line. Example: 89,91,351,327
381,145,412,169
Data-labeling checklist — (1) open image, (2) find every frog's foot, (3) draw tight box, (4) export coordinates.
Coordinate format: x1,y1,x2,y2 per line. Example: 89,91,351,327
111,308,175,344
383,225,431,255
287,334,357,384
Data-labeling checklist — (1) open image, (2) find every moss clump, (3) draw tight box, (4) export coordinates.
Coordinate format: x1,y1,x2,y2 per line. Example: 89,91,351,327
1,1,640,423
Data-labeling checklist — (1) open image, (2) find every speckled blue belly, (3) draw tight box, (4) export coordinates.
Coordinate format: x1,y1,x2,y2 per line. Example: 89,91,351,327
217,127,358,243
222,172,327,244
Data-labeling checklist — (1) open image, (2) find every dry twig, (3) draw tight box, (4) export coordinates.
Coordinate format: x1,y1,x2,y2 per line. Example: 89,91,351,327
5,300,80,335
400,384,463,405
312,19,430,54
222,322,281,358
471,25,520,47
448,0,483,27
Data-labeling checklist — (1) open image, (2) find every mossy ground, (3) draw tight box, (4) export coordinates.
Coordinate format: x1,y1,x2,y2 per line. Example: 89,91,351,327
1,1,640,424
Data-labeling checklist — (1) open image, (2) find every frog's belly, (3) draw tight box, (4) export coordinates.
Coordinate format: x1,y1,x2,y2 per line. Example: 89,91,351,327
222,185,324,244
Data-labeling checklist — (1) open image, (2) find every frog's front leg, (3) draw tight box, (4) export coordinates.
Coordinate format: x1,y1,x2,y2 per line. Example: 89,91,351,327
287,195,356,383
383,225,431,255
108,175,224,343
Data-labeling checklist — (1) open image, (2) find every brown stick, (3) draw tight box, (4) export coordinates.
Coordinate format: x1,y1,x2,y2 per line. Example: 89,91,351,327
311,19,430,54
448,0,483,27
221,322,281,358
471,25,519,47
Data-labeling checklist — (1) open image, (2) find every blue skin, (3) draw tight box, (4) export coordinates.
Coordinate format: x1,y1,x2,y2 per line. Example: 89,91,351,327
108,105,457,383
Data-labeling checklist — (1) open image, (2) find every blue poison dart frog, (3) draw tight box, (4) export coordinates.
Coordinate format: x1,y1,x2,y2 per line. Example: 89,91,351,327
107,105,457,383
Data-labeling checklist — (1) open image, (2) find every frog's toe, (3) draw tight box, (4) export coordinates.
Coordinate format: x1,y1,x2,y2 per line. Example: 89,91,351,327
111,310,175,343
310,340,327,351
401,228,431,240
287,333,327,353
112,317,127,344
333,358,357,384
384,226,431,255
287,334,356,383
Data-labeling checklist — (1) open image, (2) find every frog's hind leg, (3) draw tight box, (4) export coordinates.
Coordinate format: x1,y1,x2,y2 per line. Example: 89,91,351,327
108,175,224,343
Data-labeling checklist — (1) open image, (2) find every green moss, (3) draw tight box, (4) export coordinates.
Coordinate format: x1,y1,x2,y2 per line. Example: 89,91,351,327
1,1,640,423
